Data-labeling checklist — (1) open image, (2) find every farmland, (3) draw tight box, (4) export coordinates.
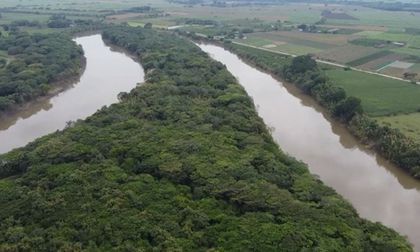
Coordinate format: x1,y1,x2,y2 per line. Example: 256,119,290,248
25,0,415,81
0,50,9,66
326,69,420,117
3,0,418,134
129,0,420,143
377,113,420,144
236,31,420,80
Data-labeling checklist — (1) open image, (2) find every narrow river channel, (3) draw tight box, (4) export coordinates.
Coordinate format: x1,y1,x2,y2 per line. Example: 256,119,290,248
0,34,144,154
198,43,420,249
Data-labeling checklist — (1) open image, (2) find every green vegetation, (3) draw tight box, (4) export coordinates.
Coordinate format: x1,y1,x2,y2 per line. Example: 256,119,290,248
0,32,84,111
377,113,420,144
0,25,412,251
349,38,391,47
326,69,420,117
346,51,391,66
223,42,420,178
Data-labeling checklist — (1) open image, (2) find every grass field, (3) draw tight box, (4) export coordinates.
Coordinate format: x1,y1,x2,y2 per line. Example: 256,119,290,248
239,31,354,55
377,113,420,143
0,0,170,10
0,50,8,62
164,4,322,23
325,6,420,30
409,63,420,72
317,45,379,63
360,53,402,70
359,31,414,42
238,37,323,55
326,69,420,117
0,13,51,25
392,47,420,58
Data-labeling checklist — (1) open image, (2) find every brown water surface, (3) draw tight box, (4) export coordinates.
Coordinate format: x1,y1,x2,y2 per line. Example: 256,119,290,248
0,34,144,153
199,43,420,250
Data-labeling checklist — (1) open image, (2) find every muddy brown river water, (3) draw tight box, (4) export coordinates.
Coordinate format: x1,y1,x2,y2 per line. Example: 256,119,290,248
0,34,144,154
199,43,420,250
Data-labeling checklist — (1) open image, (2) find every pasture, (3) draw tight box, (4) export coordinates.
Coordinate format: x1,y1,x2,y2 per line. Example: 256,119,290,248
238,31,355,56
324,6,420,30
377,113,420,144
0,13,51,25
0,0,170,10
0,50,8,61
317,44,379,63
326,69,420,117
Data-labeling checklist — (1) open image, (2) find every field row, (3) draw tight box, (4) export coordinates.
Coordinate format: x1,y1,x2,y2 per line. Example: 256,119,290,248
234,30,420,80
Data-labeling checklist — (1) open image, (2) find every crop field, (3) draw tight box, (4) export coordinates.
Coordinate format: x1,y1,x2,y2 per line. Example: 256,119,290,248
319,24,388,32
392,47,420,58
358,31,414,42
240,31,357,55
409,64,420,73
324,7,420,30
317,44,379,63
326,69,420,117
236,29,420,75
0,0,170,10
258,31,352,47
377,113,420,144
94,1,420,79
379,67,406,77
0,13,51,25
359,53,403,70
346,50,392,66
164,4,323,23
239,34,325,55
0,50,8,61
274,43,324,55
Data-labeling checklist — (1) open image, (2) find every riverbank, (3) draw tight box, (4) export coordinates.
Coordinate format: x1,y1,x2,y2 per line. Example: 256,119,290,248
198,42,420,249
0,56,86,127
0,32,86,115
0,34,143,154
215,40,420,179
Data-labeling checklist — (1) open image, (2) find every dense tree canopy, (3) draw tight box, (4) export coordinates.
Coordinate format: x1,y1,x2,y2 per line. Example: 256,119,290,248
0,32,84,111
0,26,412,251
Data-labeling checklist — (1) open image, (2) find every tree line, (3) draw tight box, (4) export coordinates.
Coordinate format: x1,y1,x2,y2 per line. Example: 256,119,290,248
0,31,84,112
224,42,420,178
0,25,411,251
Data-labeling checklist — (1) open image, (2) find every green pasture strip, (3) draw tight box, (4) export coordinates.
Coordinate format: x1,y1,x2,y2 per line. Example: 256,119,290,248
326,69,420,117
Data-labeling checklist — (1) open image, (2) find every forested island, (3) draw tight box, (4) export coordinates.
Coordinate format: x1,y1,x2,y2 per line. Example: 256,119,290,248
0,32,84,112
0,26,411,251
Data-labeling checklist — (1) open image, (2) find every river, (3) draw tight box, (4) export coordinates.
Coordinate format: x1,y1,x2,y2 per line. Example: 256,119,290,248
0,33,418,249
198,43,420,249
0,34,144,154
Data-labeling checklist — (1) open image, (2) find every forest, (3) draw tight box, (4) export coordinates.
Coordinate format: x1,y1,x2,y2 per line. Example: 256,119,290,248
223,42,420,178
0,25,411,251
0,31,84,112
